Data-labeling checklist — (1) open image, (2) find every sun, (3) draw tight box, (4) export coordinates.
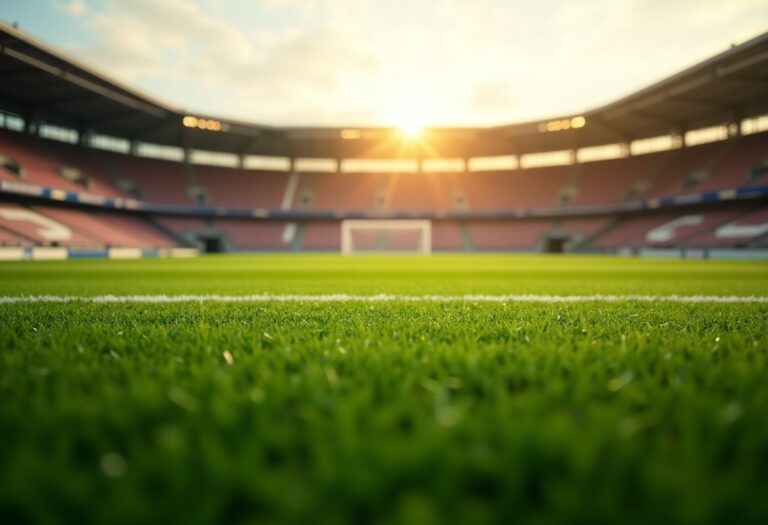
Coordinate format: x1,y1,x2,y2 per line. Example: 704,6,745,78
399,122,424,139
383,100,430,140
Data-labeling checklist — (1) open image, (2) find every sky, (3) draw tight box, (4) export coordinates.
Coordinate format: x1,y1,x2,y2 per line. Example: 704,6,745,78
1,0,766,128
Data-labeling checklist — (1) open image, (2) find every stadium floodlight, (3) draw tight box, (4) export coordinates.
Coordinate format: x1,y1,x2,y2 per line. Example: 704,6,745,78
341,220,432,255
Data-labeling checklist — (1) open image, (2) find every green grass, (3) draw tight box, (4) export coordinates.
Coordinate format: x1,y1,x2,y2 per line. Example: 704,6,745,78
0,254,767,295
1,255,768,524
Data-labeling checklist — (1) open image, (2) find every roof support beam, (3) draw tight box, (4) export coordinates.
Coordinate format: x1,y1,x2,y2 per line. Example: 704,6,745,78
587,117,632,142
716,49,768,76
88,109,151,126
721,74,768,88
1,46,169,118
627,109,679,129
35,92,103,109
668,95,733,111
0,65,43,76
128,118,176,141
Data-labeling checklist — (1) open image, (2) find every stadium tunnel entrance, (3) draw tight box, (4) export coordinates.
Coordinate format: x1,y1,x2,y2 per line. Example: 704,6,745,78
201,236,223,254
544,236,568,254
192,234,226,254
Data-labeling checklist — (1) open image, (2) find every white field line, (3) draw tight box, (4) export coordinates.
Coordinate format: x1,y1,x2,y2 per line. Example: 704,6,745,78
0,294,766,304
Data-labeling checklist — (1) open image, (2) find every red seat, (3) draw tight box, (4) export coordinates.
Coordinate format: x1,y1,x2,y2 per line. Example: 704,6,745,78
102,151,191,204
0,204,99,246
303,221,341,250
687,208,768,247
695,134,768,192
196,166,289,208
215,220,289,250
0,129,83,192
468,219,552,249
644,142,722,198
457,167,569,210
574,154,661,205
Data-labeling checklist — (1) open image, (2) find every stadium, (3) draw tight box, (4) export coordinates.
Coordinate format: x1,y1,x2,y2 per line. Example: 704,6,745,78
0,22,767,255
1,3,768,524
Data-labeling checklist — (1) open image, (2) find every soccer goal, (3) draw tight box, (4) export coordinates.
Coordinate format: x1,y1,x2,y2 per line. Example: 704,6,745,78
341,220,432,255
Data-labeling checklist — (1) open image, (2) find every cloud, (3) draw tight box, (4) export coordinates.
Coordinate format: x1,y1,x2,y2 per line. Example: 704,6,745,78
64,0,379,124
466,82,516,113
83,0,253,78
53,0,87,17
53,0,768,126
261,0,318,14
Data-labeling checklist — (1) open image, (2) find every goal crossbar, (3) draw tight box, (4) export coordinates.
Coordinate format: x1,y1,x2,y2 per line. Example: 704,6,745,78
341,220,432,255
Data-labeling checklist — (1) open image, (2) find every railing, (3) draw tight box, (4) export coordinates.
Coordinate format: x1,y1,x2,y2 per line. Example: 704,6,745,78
1,178,766,221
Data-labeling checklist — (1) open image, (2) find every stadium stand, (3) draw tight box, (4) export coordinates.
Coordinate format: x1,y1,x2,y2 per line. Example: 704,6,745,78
101,152,191,204
43,140,122,197
37,207,175,248
559,216,615,242
642,209,743,247
101,212,177,248
303,221,340,250
156,216,208,237
214,220,289,250
1,119,767,254
693,133,768,192
468,219,553,250
0,203,98,246
0,23,766,257
195,166,289,208
432,221,466,250
572,154,663,205
589,208,746,249
643,141,724,199
455,167,570,210
387,172,457,211
0,229,23,245
0,129,85,192
590,214,674,249
687,207,768,247
294,172,386,210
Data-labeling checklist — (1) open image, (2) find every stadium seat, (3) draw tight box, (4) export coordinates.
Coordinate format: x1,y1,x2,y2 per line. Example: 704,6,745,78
387,172,457,211
467,219,553,250
294,172,386,210
101,151,192,204
196,166,289,208
456,166,569,210
590,209,743,248
686,207,768,247
214,219,289,250
573,154,662,205
0,129,84,192
431,221,465,250
156,216,208,237
36,207,175,248
693,133,768,192
303,221,341,250
643,142,724,198
559,216,614,239
0,225,25,245
0,204,100,246
43,140,123,197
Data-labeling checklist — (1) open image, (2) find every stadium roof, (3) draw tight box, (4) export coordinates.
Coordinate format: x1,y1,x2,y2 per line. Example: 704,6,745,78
1,20,767,159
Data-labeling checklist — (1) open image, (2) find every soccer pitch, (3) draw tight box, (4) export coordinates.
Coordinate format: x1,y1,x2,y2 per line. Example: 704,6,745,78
1,255,768,524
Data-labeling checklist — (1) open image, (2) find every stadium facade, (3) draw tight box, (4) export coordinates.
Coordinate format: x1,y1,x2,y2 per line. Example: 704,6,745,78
1,20,767,258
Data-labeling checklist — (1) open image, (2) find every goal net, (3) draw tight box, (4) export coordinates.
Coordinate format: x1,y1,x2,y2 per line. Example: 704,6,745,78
341,220,432,255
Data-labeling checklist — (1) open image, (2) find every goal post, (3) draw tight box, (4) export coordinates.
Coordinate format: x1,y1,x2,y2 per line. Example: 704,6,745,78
341,220,432,255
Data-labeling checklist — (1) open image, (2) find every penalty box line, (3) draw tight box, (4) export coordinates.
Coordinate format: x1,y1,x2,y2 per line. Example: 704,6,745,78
0,294,767,303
